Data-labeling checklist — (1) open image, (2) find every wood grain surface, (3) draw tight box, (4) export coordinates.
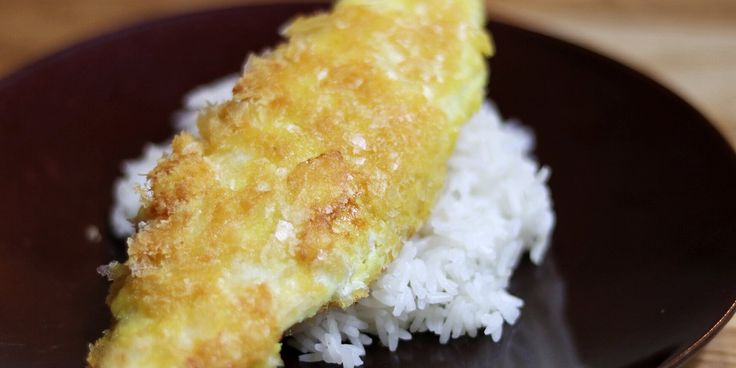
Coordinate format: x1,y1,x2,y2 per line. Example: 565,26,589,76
0,1,733,366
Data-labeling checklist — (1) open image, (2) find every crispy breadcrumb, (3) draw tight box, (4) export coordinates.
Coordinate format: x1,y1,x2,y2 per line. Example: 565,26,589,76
88,0,491,366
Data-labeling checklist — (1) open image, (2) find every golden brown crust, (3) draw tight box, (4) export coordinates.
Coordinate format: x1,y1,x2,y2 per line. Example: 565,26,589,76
287,151,365,263
89,0,491,366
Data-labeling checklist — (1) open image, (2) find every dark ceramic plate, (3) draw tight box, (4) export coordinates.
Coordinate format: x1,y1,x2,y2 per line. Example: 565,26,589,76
1,3,734,368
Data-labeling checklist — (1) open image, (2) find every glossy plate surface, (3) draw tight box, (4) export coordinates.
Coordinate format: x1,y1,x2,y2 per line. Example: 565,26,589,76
0,3,734,367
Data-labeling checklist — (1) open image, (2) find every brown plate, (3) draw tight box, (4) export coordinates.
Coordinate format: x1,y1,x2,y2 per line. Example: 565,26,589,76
0,3,734,367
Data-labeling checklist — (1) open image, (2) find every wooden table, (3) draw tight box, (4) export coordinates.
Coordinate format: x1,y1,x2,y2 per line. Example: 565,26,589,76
0,1,733,366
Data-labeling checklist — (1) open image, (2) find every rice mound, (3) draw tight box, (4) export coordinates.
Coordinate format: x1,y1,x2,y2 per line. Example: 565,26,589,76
110,76,555,368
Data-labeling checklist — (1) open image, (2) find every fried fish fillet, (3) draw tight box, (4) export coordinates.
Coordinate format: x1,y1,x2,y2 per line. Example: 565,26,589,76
88,0,492,366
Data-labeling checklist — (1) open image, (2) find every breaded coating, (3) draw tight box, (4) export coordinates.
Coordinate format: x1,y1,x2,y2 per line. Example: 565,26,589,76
88,0,492,366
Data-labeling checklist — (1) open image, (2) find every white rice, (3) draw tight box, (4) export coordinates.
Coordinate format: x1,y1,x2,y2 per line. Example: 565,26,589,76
110,76,555,368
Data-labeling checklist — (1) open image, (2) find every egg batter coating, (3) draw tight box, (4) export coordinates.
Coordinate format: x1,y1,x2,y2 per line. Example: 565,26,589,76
88,0,492,366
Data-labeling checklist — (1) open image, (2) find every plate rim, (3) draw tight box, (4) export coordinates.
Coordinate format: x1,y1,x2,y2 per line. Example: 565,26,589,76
0,2,734,367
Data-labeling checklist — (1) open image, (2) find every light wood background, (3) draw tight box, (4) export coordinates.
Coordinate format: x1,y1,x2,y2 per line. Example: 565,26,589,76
0,1,733,366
